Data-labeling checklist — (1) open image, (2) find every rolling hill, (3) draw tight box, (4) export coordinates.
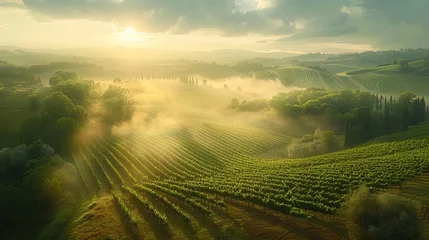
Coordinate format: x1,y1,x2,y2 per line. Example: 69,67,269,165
68,80,429,239
70,112,429,240
261,60,429,96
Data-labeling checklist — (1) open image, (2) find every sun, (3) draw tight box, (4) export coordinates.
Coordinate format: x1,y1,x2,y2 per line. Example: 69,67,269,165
116,26,149,44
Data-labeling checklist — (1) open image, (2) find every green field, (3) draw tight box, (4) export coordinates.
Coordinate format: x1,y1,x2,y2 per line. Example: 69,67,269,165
274,67,344,90
71,101,429,239
1,77,428,239
261,63,429,96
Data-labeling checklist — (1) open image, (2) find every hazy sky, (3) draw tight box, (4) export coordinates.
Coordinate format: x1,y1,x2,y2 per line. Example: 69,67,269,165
0,0,428,53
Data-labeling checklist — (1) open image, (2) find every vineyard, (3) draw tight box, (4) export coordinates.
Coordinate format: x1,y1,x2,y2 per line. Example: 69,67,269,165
269,66,429,96
274,67,344,90
72,114,429,239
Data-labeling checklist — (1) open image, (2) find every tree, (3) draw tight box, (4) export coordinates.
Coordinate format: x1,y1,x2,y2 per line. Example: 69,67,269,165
397,60,411,73
384,98,390,133
420,97,426,122
319,130,341,153
54,80,92,106
43,92,75,119
28,93,40,110
424,55,429,68
102,85,135,126
49,71,78,86
398,92,416,130
345,187,420,240
229,98,240,109
53,117,78,154
113,77,123,84
379,95,384,111
72,105,88,125
375,94,379,111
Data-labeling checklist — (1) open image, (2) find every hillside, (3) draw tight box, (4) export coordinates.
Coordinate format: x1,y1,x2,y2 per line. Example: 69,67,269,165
1,73,428,239
69,98,429,240
259,61,429,96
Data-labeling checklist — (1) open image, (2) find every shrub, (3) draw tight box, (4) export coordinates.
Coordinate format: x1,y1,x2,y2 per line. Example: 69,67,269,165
345,187,420,240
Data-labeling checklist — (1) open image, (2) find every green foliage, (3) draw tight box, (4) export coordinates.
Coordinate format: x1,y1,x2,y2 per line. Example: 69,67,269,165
287,129,342,158
0,141,54,185
345,187,420,240
21,91,88,155
20,116,45,144
0,65,41,88
28,93,40,110
53,117,78,154
398,60,411,73
230,98,268,112
0,141,80,240
72,105,88,125
215,223,247,240
228,98,240,109
102,85,135,126
43,91,75,119
54,80,93,106
234,61,264,73
49,71,78,87
270,89,374,118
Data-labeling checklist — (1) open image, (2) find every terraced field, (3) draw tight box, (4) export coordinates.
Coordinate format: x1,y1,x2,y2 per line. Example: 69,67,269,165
73,114,429,239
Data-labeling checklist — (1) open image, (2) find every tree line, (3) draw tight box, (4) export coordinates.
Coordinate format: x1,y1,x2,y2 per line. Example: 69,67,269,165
230,88,427,151
345,92,426,147
21,71,136,156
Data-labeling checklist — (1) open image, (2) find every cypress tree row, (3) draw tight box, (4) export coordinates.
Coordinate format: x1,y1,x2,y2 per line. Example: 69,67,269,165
345,93,426,147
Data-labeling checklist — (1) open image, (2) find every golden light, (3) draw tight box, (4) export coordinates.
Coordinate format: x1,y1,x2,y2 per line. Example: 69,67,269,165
116,26,150,44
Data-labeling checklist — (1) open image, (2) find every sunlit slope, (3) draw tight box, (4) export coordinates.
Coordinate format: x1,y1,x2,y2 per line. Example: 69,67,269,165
270,66,429,95
338,73,429,95
72,115,429,239
274,67,345,90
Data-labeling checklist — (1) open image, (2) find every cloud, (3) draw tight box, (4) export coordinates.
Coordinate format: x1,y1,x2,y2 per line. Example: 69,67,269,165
0,0,24,8
272,0,429,49
12,0,429,49
20,0,296,36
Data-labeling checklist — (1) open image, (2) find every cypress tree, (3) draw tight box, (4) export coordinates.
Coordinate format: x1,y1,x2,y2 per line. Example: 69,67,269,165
375,94,380,111
420,97,426,123
384,98,390,133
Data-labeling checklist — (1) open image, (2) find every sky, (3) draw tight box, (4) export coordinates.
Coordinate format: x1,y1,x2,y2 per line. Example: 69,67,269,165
0,0,428,53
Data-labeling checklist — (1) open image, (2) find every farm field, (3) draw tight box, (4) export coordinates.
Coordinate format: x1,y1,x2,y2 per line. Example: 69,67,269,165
268,66,429,97
3,6,429,239
71,107,429,239
274,67,344,90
